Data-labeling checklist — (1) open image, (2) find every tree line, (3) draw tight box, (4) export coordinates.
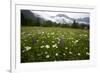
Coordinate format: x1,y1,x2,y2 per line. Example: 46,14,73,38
21,11,89,29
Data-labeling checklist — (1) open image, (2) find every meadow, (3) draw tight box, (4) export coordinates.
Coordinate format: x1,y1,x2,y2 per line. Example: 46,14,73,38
21,26,89,63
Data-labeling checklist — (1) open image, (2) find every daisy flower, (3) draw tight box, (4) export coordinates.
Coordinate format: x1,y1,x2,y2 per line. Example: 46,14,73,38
69,51,72,54
40,45,44,48
55,53,59,56
63,53,66,56
46,55,50,58
86,52,89,55
52,44,58,48
25,46,31,51
65,47,68,50
45,45,50,49
77,53,81,56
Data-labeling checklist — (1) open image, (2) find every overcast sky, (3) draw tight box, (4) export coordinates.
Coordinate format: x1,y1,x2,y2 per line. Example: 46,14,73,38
31,10,90,19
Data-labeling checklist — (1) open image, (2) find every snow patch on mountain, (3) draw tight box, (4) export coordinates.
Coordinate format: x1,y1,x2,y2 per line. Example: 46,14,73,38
32,12,89,25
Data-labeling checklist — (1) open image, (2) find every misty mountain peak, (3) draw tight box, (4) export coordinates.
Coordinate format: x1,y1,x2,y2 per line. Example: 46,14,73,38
21,10,90,25
56,14,74,21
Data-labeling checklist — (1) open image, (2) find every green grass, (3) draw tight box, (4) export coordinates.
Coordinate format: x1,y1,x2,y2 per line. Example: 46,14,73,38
21,26,89,63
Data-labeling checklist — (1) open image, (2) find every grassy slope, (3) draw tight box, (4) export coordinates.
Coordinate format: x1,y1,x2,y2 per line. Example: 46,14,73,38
21,26,89,63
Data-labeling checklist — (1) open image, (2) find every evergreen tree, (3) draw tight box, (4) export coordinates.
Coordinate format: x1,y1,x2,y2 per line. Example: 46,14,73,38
72,20,78,28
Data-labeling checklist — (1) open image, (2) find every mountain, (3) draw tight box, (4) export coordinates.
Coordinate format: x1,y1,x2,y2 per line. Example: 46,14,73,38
77,17,90,24
56,14,74,21
35,13,89,25
21,10,36,20
21,10,46,26
34,13,74,24
54,14,74,24
21,10,89,25
54,14,89,24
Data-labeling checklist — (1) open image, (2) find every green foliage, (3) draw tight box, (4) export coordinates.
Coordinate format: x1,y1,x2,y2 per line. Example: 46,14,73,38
21,27,89,63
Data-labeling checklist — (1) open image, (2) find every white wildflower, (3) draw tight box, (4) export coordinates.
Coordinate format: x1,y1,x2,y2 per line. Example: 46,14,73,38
56,37,60,41
51,32,54,35
42,32,44,34
25,46,31,51
46,55,50,58
45,51,48,54
69,51,72,54
58,38,61,41
52,36,55,38
52,44,58,48
55,53,58,56
37,40,39,42
79,34,82,37
77,53,81,56
22,50,25,53
75,40,79,43
86,52,89,55
72,41,74,43
84,34,87,37
63,53,66,56
27,33,31,36
62,35,64,37
52,41,55,43
56,46,58,48
37,54,41,56
65,47,68,50
68,37,73,40
85,48,88,49
74,40,79,44
47,33,50,35
42,41,44,43
57,41,60,44
40,45,44,48
45,45,50,49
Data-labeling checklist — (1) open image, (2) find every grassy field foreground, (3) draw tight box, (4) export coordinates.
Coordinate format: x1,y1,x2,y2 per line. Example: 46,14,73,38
21,26,89,63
